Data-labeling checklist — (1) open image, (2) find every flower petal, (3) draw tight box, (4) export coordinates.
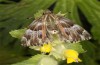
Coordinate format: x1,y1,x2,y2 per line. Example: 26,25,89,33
64,49,82,63
64,49,78,58
40,43,52,53
67,57,75,63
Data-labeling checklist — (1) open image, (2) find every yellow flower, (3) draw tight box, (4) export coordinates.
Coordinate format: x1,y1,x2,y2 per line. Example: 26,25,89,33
64,49,82,64
40,43,52,53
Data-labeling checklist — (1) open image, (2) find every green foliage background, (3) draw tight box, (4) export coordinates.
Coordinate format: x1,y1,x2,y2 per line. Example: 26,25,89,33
0,0,100,65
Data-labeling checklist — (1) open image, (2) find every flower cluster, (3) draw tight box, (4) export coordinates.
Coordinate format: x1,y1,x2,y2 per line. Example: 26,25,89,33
39,43,82,64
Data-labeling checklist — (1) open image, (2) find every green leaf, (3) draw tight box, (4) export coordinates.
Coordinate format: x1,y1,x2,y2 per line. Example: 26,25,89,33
54,0,68,13
38,56,58,65
0,47,28,65
12,54,58,65
34,10,44,19
9,28,27,39
81,41,96,58
50,43,66,60
64,43,85,53
12,54,44,65
82,54,98,65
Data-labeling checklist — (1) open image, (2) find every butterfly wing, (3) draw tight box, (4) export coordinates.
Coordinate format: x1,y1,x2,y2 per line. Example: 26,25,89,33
21,16,50,46
21,11,91,46
55,16,91,43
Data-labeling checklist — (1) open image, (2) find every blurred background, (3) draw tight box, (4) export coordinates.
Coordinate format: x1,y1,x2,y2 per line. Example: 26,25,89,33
0,0,100,65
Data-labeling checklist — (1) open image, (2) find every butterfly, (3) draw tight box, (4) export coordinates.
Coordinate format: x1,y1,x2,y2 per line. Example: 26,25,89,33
21,10,91,46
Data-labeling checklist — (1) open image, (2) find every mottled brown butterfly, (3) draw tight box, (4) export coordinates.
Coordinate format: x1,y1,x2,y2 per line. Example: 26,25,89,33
21,10,91,46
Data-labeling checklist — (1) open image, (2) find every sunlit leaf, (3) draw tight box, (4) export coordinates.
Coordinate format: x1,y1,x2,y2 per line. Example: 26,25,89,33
38,56,58,65
12,54,58,65
12,54,44,65
9,28,27,39
64,43,85,53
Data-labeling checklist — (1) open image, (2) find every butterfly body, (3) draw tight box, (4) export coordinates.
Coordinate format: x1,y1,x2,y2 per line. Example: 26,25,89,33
21,10,91,46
